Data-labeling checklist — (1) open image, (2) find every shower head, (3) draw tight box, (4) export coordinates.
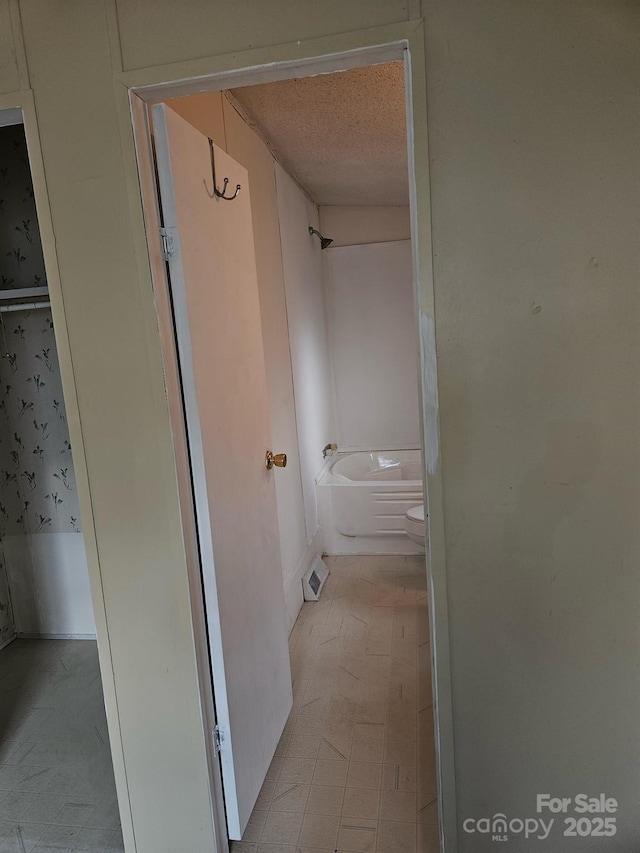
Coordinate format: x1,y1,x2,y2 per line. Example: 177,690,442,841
308,226,333,250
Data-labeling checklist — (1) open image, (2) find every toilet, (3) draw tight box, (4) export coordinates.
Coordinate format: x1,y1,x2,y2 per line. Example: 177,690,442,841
404,504,427,548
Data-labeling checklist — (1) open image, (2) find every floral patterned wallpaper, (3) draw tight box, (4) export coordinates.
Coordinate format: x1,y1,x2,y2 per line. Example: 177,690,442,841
0,124,47,291
0,122,82,644
0,308,81,537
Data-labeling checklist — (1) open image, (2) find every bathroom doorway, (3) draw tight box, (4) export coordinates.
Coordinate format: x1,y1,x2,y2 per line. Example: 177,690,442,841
133,33,450,852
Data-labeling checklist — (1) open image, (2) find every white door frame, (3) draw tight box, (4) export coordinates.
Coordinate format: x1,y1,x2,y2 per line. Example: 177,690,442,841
121,20,456,852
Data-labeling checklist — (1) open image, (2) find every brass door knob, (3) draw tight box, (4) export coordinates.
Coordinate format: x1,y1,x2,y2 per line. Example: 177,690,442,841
266,451,287,470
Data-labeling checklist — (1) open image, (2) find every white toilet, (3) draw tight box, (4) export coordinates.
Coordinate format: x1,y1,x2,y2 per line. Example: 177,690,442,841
404,504,427,549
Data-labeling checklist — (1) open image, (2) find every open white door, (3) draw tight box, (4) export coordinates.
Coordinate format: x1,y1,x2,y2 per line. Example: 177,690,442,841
152,104,292,840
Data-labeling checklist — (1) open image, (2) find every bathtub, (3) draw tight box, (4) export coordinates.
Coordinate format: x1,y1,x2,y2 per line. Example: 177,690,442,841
317,450,425,555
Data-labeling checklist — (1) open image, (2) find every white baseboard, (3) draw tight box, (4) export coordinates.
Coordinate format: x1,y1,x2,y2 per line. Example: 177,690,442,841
323,530,425,555
284,526,324,634
0,633,16,652
320,499,426,555
17,632,96,640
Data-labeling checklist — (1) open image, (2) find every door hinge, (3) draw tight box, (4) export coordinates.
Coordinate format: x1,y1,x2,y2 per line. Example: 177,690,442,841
213,725,225,755
159,227,176,261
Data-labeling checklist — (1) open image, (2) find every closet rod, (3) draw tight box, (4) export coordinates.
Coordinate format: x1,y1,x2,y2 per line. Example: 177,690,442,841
0,301,51,313
0,286,49,303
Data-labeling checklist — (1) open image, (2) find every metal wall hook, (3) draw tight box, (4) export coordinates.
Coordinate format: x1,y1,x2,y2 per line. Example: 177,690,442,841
207,138,241,201
216,177,241,201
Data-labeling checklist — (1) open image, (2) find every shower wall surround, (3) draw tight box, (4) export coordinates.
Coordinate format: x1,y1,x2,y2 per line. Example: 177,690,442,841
324,239,420,450
0,123,93,638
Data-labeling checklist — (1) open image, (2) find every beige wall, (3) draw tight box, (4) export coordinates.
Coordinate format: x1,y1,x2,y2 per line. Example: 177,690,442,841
1,2,638,852
424,2,640,850
319,205,411,246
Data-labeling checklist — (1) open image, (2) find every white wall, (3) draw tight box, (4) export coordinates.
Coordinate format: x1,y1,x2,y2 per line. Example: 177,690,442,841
319,205,410,247
275,165,337,541
324,239,420,450
4,533,95,636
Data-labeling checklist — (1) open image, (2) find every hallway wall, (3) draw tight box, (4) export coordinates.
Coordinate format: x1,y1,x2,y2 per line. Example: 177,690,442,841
424,4,640,849
1,2,638,853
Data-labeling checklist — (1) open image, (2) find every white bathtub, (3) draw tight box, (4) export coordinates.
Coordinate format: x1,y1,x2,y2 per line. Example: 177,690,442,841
317,450,425,555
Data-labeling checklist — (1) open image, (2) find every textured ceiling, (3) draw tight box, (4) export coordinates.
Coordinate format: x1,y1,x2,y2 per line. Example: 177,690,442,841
229,62,408,206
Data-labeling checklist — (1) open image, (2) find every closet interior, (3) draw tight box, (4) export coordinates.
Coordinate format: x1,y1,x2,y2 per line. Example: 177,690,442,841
0,117,123,853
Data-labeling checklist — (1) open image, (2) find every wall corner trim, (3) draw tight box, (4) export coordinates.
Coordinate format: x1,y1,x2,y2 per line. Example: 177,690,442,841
284,526,324,634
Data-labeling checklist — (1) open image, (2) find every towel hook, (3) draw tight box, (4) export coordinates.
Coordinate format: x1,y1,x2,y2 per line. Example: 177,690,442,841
207,138,241,201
